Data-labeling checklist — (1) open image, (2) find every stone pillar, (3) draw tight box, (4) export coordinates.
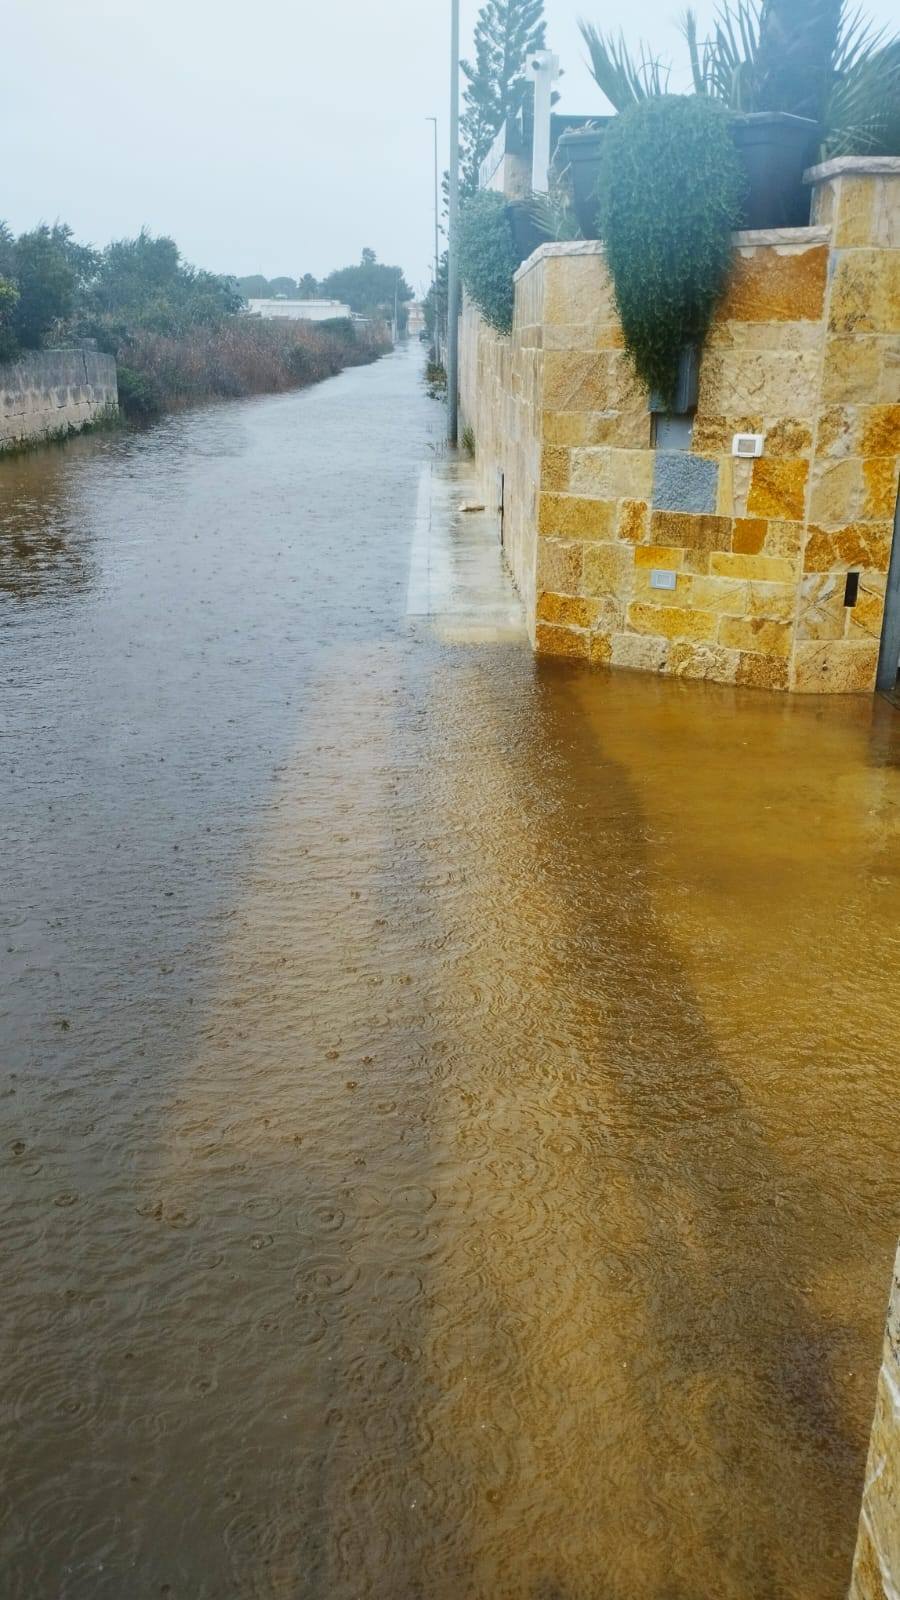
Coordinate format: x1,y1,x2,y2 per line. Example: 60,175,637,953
797,158,900,692
530,50,560,194
849,1242,900,1599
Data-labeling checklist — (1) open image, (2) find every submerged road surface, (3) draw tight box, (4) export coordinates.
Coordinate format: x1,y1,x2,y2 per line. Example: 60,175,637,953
2,344,899,1600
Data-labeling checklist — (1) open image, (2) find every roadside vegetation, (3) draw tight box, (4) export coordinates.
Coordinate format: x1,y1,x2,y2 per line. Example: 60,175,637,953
114,317,382,419
0,224,392,423
581,0,900,155
454,0,899,403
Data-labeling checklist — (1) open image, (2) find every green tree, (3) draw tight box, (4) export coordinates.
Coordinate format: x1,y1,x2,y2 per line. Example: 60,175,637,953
0,223,94,351
423,250,448,348
85,229,240,335
460,0,548,194
0,276,19,361
298,273,319,297
236,273,273,299
319,250,413,317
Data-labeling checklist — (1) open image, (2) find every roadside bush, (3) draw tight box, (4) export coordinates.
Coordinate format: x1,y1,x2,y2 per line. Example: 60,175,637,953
598,95,745,405
316,317,357,340
116,365,164,420
0,277,19,361
458,190,521,335
115,317,388,416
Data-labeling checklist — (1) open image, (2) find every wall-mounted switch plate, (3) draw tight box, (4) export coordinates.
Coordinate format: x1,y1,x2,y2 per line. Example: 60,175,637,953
732,432,764,458
650,568,678,591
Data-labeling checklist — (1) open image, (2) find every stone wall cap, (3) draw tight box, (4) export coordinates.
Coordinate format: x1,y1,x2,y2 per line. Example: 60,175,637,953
513,238,605,280
732,224,830,247
512,226,829,280
805,155,900,183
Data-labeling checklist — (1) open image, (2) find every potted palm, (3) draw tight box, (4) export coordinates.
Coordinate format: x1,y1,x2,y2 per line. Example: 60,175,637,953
572,0,900,235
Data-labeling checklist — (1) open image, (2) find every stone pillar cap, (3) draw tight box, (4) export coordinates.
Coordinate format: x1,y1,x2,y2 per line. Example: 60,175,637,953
804,155,900,184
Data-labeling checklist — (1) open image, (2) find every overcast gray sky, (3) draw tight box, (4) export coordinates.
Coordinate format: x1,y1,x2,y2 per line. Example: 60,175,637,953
5,0,897,295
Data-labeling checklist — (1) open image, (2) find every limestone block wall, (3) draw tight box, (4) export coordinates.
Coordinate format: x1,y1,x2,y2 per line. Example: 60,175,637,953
849,1243,900,1600
458,158,900,691
459,268,545,627
0,347,118,449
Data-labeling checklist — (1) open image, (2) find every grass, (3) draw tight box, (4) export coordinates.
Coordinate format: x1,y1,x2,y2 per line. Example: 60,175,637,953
425,360,447,399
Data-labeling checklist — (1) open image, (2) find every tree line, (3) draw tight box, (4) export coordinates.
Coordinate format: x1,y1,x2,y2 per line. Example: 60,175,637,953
0,227,414,366
0,224,400,421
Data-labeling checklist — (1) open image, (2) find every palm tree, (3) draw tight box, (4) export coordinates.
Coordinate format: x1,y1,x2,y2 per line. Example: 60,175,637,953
579,0,900,155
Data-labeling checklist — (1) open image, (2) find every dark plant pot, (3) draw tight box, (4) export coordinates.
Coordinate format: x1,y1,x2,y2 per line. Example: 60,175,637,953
551,123,612,239
729,113,819,229
505,201,549,262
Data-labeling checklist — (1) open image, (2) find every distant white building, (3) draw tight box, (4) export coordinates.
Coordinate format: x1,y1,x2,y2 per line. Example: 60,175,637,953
245,298,352,322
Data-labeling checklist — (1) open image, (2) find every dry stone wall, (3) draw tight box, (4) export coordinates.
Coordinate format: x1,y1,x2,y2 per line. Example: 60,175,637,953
0,347,118,449
459,159,900,692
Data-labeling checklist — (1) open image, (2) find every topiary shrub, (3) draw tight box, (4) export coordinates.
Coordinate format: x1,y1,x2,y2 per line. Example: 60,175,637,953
597,95,745,406
458,190,521,335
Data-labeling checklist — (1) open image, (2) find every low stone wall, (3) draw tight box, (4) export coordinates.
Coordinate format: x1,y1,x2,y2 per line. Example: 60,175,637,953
459,158,900,692
0,347,118,448
849,1244,900,1599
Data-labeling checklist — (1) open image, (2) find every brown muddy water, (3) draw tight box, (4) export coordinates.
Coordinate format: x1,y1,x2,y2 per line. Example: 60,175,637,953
1,344,899,1600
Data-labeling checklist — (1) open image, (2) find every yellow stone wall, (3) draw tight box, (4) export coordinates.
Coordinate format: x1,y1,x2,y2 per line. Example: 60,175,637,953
459,262,545,629
849,1243,900,1600
458,159,900,691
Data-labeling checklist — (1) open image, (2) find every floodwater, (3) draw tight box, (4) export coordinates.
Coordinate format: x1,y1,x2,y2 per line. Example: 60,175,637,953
2,344,899,1600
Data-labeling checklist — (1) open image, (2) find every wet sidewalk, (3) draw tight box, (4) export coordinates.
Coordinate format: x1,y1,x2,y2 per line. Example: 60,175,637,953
405,456,524,645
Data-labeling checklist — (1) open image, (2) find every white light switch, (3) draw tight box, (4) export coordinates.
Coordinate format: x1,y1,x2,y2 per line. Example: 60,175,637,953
650,568,677,590
732,432,764,457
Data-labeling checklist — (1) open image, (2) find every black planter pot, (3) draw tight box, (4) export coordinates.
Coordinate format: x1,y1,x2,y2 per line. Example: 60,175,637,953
551,123,612,238
552,111,818,239
730,113,819,228
505,201,550,262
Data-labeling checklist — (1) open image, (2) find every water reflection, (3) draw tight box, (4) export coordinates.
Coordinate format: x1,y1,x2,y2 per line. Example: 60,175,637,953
0,444,97,601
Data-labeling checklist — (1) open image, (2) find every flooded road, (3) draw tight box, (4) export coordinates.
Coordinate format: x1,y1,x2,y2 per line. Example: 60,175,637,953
2,344,899,1600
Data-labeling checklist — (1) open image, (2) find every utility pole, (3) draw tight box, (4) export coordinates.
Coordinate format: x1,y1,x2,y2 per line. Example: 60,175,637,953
446,0,460,444
426,116,440,361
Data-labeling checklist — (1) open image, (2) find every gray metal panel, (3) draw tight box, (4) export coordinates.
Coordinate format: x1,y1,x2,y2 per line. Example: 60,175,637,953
876,485,900,693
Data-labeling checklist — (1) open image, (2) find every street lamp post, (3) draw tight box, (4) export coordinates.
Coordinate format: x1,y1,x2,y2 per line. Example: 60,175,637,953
446,0,460,445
